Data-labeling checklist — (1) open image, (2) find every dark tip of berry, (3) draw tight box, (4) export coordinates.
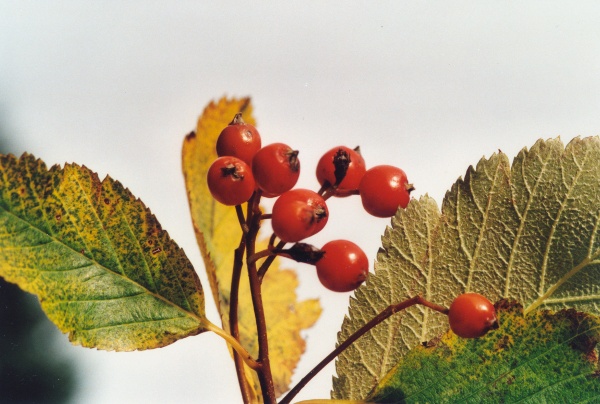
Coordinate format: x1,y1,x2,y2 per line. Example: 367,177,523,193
406,183,415,193
314,206,328,222
287,150,300,172
333,149,350,185
221,164,244,180
229,112,245,125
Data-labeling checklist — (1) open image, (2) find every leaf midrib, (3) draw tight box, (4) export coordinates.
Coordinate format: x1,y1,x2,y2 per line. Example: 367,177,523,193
0,202,204,328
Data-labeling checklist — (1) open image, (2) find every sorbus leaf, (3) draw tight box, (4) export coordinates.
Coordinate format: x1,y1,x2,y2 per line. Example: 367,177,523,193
368,302,600,402
182,97,321,400
0,154,207,350
334,136,600,400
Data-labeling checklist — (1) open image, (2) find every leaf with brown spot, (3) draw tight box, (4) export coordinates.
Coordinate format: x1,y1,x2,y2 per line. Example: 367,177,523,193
334,137,600,400
368,302,600,402
0,154,207,351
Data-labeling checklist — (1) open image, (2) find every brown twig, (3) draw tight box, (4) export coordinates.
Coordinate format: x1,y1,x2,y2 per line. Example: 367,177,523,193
229,235,253,403
279,296,449,404
245,194,277,403
257,239,286,281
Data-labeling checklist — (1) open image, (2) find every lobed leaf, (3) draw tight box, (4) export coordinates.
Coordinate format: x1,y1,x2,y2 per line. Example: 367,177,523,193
0,154,207,351
368,302,600,403
182,97,321,400
333,137,600,399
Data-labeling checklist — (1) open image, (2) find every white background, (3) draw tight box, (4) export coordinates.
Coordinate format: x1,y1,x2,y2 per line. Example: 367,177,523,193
1,2,600,403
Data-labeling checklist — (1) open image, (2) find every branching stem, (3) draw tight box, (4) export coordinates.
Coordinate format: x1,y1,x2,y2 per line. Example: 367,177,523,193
229,235,253,403
279,295,449,404
257,240,286,281
247,248,276,266
245,193,277,403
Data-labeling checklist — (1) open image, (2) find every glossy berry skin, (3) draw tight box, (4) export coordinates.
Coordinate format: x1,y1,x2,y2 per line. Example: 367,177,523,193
316,146,366,197
207,156,255,206
316,240,368,292
448,293,498,338
252,143,300,197
271,189,328,242
359,165,411,217
216,114,262,166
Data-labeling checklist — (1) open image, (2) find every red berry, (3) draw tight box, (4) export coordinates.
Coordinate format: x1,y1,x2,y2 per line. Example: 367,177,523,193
271,189,328,242
359,165,412,217
207,156,255,206
316,240,368,292
216,113,262,166
448,293,498,338
316,146,366,197
252,143,300,197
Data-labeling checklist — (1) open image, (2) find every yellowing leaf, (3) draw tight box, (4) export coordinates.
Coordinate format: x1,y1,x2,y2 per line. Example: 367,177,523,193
0,154,207,351
182,97,321,400
334,137,600,400
368,302,600,402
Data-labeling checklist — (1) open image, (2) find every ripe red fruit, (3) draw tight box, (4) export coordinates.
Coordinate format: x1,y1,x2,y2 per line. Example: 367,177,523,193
316,146,366,197
271,189,328,242
216,113,262,166
448,293,498,338
207,156,255,206
316,240,368,292
359,165,413,217
252,143,300,197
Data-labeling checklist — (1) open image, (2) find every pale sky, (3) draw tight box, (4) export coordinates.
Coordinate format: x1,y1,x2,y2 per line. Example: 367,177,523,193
1,2,600,403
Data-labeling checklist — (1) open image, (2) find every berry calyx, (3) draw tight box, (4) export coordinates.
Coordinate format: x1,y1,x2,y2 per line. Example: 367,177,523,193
207,156,255,206
252,143,300,197
271,189,328,242
315,240,368,292
216,113,262,166
316,146,366,197
359,165,413,217
279,243,325,264
448,293,498,338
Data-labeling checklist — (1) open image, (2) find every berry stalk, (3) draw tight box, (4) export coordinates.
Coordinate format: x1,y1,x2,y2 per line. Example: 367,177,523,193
244,193,277,403
229,234,253,403
279,296,449,404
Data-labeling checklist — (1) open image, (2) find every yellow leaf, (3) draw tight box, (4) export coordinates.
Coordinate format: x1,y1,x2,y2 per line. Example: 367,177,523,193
182,97,322,400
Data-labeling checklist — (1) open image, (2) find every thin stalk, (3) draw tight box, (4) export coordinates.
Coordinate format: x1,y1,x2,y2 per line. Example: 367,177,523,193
203,320,260,370
236,204,249,233
279,296,449,404
229,236,253,403
247,248,276,266
228,194,260,403
257,239,286,281
246,194,277,403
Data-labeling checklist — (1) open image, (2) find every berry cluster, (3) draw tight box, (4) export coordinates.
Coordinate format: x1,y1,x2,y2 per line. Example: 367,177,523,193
206,113,414,292
207,113,499,345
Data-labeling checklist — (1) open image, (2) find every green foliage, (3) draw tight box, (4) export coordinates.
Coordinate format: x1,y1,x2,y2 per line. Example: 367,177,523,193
333,137,600,400
368,302,600,403
0,154,207,351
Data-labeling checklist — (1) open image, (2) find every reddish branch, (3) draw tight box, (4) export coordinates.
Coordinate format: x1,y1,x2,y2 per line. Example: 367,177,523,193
279,295,449,404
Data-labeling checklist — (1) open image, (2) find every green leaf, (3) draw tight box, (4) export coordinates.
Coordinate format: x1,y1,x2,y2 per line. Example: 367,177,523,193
0,154,207,351
368,302,600,403
333,137,600,399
